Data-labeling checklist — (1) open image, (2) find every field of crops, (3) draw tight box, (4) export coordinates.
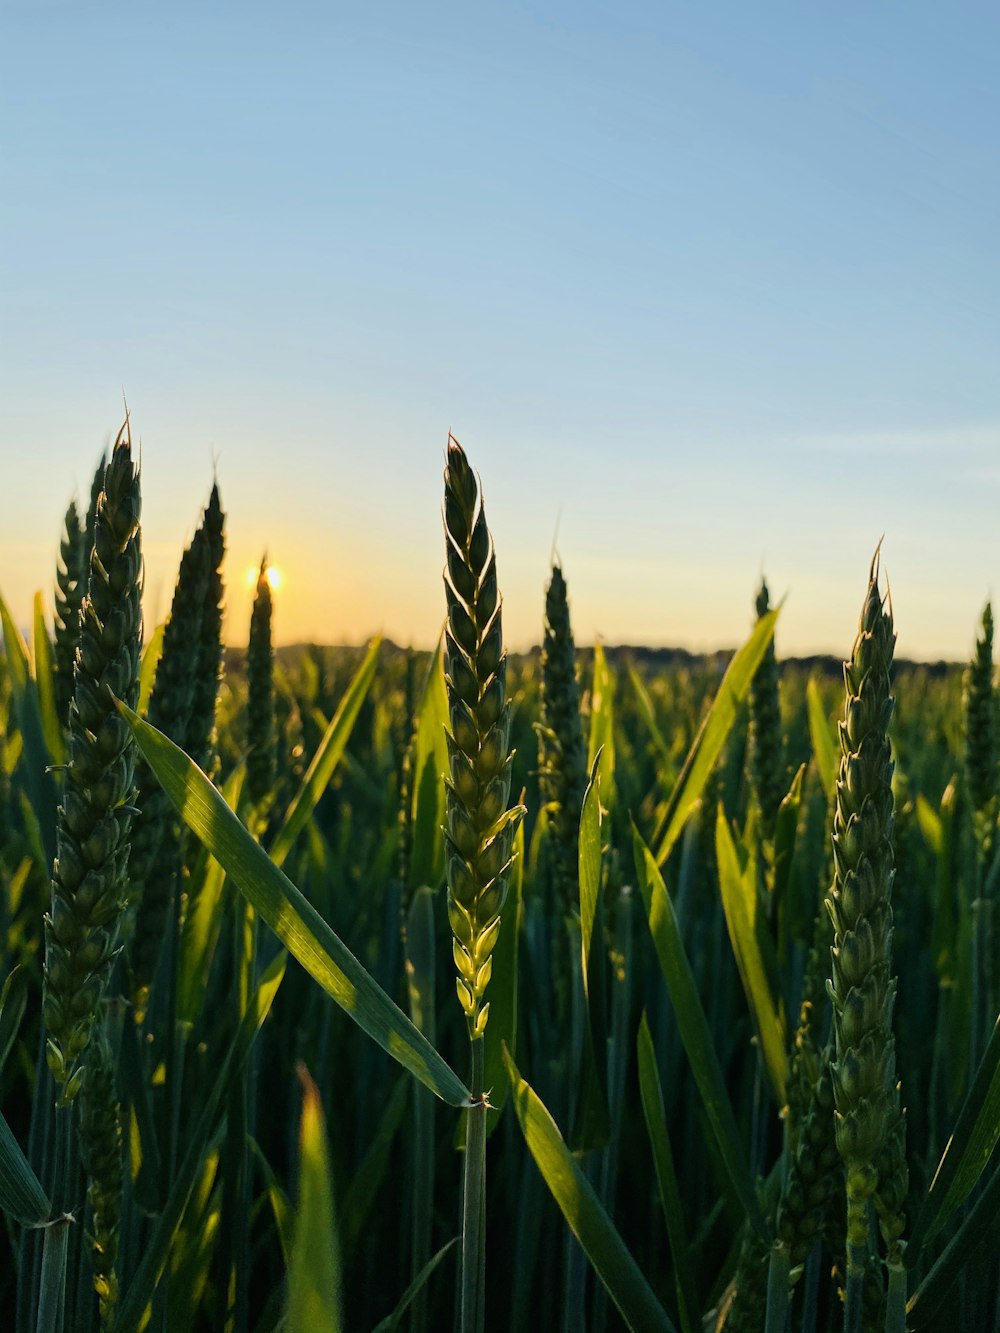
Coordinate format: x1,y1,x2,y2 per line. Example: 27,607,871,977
1,424,998,1333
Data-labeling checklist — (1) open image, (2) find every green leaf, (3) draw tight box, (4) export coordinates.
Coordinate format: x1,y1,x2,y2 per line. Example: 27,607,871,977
177,765,246,1027
627,663,673,771
288,1065,342,1333
269,637,380,869
574,750,610,1149
409,637,450,891
715,810,787,1106
907,1162,1000,1328
0,1106,50,1226
0,965,28,1076
914,793,942,857
250,1138,295,1268
0,590,56,862
771,763,805,909
633,823,767,1240
587,642,616,796
112,953,286,1333
806,676,837,799
504,1046,676,1333
139,621,165,716
371,1239,458,1333
652,609,780,867
636,1014,699,1333
118,701,470,1108
911,1012,1000,1252
32,591,64,767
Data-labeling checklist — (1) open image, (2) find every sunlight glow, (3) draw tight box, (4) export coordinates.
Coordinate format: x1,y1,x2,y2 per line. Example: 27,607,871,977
245,564,283,592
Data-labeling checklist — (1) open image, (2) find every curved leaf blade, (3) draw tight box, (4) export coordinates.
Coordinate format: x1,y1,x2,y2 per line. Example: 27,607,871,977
118,701,469,1108
504,1046,676,1333
633,824,767,1240
652,608,780,867
269,637,380,869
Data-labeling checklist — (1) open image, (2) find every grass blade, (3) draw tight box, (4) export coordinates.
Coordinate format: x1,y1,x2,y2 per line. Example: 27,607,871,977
288,1065,342,1333
652,608,780,867
636,1014,699,1333
633,824,768,1240
32,592,64,767
118,700,470,1107
910,1012,1000,1252
269,637,380,869
0,1107,51,1226
504,1046,676,1333
408,636,450,891
806,676,836,799
371,1238,459,1333
111,953,286,1333
715,810,787,1106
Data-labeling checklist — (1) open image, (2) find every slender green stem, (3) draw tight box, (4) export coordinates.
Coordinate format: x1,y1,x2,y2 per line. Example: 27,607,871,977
461,1038,486,1333
884,1259,907,1333
844,1244,865,1333
765,1242,791,1333
36,1215,71,1333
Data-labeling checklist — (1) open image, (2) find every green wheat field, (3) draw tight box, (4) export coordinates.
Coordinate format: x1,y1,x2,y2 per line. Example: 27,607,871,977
1,423,998,1333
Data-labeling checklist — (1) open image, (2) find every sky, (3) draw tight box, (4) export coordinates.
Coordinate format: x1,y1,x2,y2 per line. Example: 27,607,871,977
2,1,999,662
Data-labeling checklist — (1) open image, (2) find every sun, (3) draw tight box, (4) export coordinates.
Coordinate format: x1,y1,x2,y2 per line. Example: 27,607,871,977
245,564,283,591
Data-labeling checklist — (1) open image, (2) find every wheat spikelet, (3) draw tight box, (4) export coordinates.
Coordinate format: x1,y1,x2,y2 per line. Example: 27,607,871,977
42,422,142,1102
442,436,523,1043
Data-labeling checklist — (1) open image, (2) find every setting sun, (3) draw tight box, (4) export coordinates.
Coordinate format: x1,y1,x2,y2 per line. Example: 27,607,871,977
244,564,283,592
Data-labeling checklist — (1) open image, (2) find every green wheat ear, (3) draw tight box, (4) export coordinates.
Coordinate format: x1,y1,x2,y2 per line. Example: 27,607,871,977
246,556,276,810
825,552,907,1280
749,577,783,842
536,562,588,915
43,421,142,1103
442,435,524,1041
964,601,997,859
127,510,211,1021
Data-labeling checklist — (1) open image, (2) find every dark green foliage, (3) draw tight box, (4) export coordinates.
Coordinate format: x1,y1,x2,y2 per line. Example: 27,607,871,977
42,426,142,1101
536,563,588,912
246,558,276,809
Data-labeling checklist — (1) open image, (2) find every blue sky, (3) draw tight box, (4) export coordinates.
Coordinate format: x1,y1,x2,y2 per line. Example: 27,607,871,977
2,2,999,660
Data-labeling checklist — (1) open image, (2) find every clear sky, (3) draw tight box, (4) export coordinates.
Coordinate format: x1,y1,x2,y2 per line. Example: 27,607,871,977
2,2,999,662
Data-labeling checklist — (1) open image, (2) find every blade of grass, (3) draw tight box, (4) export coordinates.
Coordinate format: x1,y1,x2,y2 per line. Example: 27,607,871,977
715,810,787,1106
138,622,165,716
408,637,450,892
32,592,64,767
1,591,56,861
636,1014,699,1333
910,1012,1000,1253
111,953,286,1333
0,1107,51,1226
806,677,836,800
288,1065,342,1333
633,823,768,1241
504,1045,676,1333
652,608,780,868
118,701,470,1107
269,637,380,869
371,1239,459,1333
